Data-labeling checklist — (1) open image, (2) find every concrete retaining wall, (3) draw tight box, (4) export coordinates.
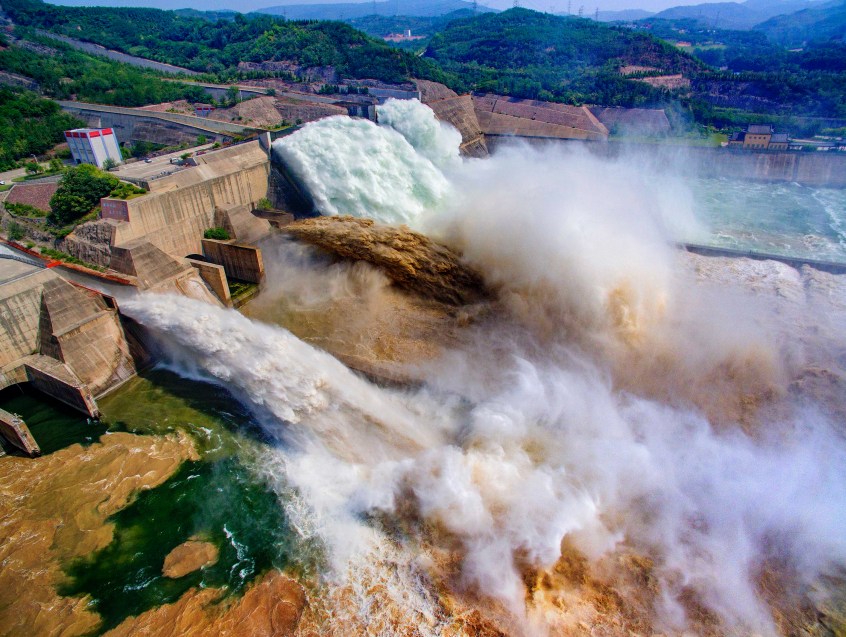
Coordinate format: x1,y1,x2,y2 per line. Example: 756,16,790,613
186,258,231,306
426,95,488,158
108,143,271,258
21,355,100,417
202,239,264,284
0,408,40,457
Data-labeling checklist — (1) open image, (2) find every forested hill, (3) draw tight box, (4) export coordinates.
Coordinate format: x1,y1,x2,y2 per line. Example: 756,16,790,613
753,0,846,45
0,0,454,84
423,9,703,106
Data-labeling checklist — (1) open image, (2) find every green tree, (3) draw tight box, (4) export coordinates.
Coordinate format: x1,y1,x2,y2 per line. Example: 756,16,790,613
48,157,64,172
101,157,117,170
226,85,239,105
8,222,24,242
197,135,207,145
24,161,43,175
49,164,118,226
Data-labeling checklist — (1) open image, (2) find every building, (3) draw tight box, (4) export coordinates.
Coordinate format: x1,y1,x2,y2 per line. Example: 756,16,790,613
729,126,790,150
768,133,789,150
728,131,746,147
743,124,773,149
64,128,122,169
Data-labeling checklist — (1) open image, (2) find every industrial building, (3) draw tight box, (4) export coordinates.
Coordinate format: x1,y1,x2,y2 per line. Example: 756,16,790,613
728,125,790,150
64,127,122,169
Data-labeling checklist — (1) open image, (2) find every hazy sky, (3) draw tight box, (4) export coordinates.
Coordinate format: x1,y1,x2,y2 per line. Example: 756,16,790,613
49,0,745,17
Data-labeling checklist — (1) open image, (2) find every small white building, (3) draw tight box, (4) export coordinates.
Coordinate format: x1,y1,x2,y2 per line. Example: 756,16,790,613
64,128,122,169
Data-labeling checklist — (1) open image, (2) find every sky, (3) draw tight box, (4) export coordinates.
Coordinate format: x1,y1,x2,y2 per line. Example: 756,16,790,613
47,0,753,19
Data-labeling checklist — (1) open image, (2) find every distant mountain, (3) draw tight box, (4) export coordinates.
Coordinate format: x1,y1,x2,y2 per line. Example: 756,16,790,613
754,0,846,44
256,0,494,21
649,0,824,30
592,9,655,22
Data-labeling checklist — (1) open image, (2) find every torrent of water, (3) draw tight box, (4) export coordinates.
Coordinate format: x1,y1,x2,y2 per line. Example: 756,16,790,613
118,101,846,636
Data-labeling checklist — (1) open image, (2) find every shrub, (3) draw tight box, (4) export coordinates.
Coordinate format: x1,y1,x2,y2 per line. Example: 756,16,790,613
8,222,24,241
49,157,64,172
24,161,43,175
5,202,48,217
212,142,221,149
110,183,146,199
49,164,119,226
101,157,117,171
204,227,230,240
56,148,72,160
197,135,207,145
257,198,272,210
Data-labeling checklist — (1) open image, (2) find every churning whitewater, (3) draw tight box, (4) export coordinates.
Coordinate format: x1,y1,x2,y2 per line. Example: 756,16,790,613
126,100,846,637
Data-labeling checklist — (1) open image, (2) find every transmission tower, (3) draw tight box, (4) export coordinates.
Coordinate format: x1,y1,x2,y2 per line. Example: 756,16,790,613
578,5,583,17
513,0,520,7
373,0,376,15
567,1,571,14
595,7,598,19
473,0,478,14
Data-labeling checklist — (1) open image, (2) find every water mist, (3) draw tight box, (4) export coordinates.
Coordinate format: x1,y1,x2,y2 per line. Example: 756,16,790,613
127,100,846,637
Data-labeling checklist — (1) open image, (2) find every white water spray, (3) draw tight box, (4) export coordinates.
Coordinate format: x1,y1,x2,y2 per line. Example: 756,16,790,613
272,102,456,224
130,103,846,635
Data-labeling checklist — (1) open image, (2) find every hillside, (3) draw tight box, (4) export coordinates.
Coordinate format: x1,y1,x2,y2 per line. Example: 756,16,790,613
1,0,455,84
753,0,846,44
347,9,477,51
258,0,493,21
650,0,821,30
424,8,702,106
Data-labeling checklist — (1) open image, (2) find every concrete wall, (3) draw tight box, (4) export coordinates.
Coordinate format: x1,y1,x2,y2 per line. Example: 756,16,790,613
0,269,60,368
0,408,40,457
57,101,260,146
107,143,271,258
426,95,488,158
202,239,264,284
186,258,231,306
20,355,100,417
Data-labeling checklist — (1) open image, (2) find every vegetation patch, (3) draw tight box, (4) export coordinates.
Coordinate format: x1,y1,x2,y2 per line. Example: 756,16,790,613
203,227,230,240
49,164,118,226
5,202,48,217
40,247,105,271
0,87,84,171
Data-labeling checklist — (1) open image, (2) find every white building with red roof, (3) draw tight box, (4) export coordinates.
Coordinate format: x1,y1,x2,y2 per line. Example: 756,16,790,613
64,128,122,169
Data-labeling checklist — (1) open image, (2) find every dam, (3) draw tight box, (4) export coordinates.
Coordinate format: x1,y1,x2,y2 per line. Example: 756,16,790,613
2,96,846,637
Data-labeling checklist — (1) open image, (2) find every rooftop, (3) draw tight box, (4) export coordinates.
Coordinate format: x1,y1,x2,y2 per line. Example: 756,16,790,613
747,124,774,135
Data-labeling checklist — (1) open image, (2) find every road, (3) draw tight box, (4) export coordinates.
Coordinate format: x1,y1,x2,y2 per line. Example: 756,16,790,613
0,167,27,185
114,144,214,182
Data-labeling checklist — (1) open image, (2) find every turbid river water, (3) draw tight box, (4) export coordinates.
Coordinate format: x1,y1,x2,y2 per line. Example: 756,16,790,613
2,101,846,637
690,177,846,262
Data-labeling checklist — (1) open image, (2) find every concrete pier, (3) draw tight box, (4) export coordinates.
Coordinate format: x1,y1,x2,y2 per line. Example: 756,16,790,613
0,408,40,457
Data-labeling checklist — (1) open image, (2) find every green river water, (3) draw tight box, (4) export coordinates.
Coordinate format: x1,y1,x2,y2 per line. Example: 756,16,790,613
0,370,321,634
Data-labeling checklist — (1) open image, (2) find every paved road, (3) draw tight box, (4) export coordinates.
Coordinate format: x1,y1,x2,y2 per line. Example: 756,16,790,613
115,143,214,182
0,168,26,184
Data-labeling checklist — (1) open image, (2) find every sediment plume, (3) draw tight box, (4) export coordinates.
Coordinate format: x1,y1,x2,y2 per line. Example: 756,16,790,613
0,432,199,637
285,216,487,306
